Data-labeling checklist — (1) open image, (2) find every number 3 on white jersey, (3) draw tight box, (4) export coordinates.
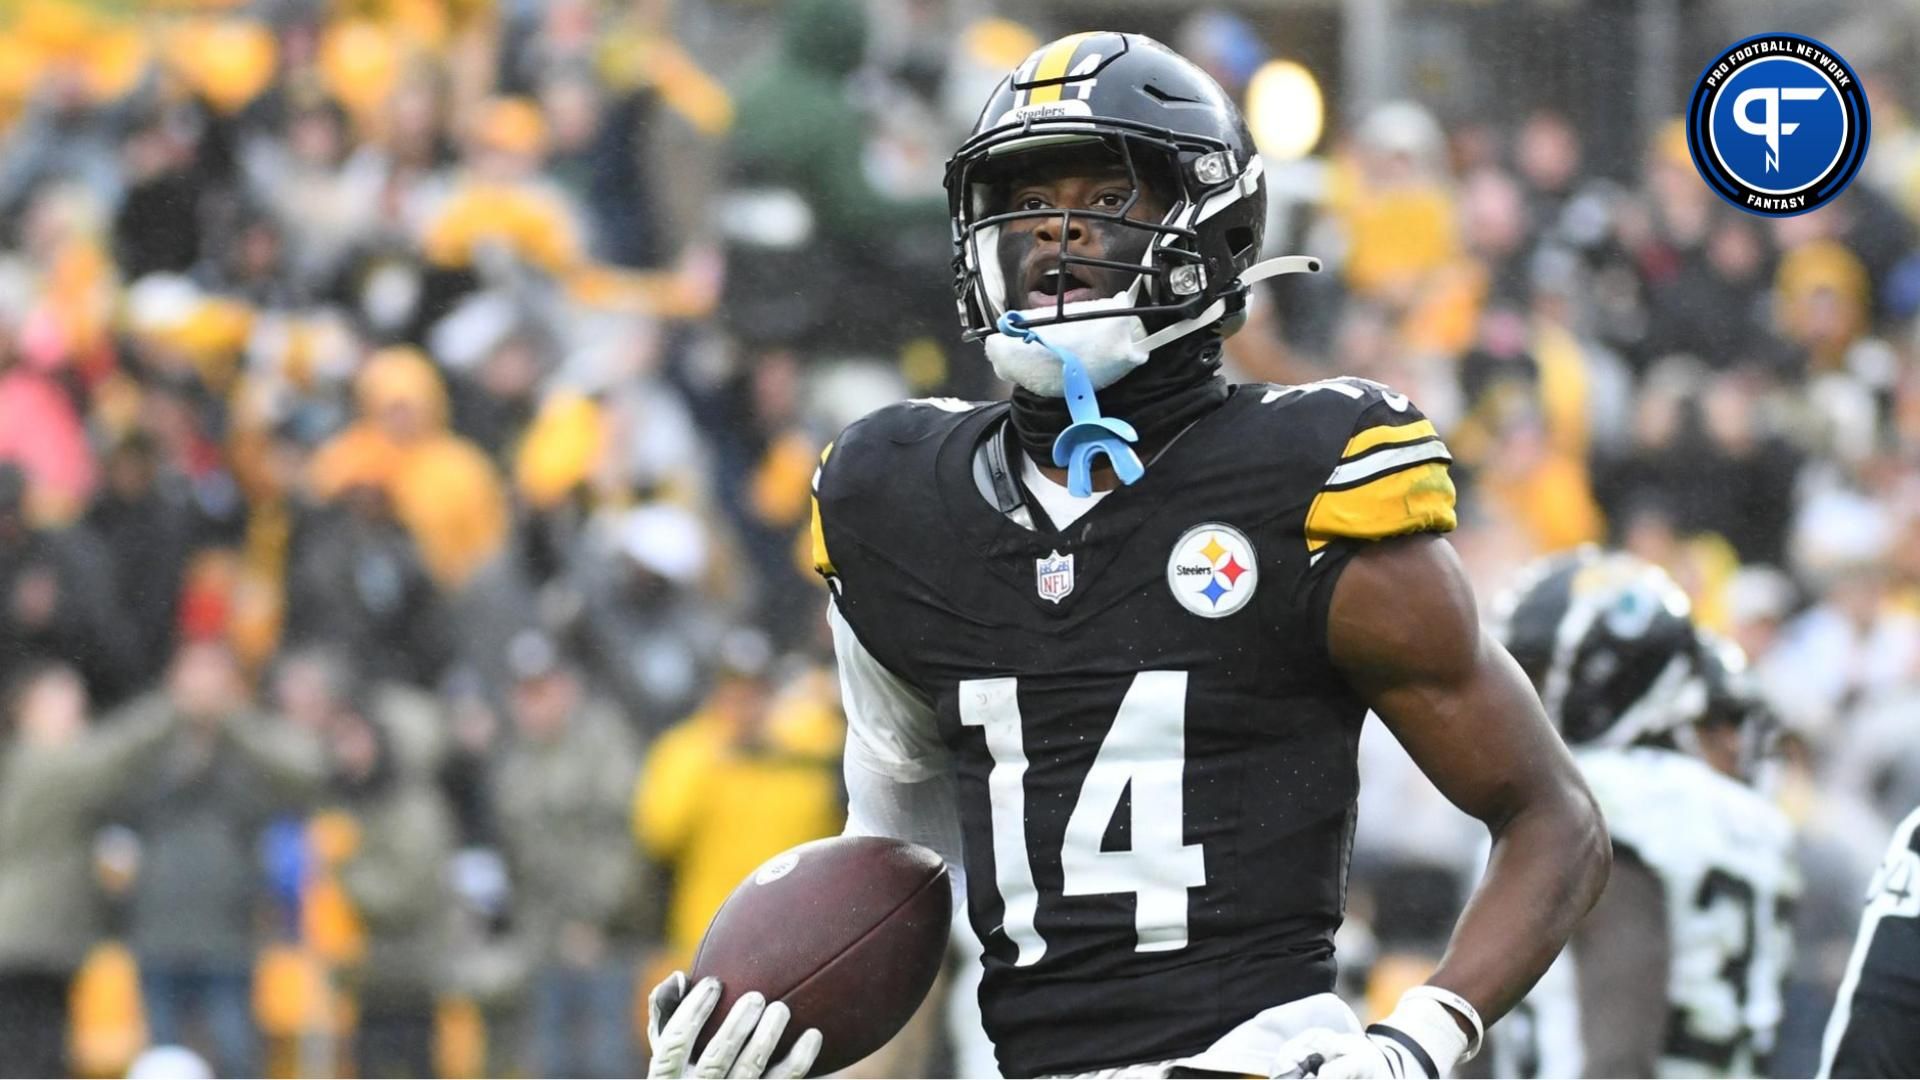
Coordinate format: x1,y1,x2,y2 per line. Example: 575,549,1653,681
960,672,1207,966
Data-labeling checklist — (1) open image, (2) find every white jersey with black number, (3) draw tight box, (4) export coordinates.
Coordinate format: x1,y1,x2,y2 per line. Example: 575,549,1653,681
1507,747,1798,1079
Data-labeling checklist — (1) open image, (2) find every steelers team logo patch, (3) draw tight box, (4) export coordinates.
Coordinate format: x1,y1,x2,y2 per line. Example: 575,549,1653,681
1686,32,1869,217
1167,523,1258,618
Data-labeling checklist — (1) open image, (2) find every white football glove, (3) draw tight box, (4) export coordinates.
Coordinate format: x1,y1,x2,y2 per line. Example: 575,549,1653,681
646,971,824,1079
1270,1029,1431,1079
1270,986,1481,1080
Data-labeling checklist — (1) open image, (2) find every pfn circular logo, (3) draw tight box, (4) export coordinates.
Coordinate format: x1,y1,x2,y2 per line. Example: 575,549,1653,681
1688,33,1868,217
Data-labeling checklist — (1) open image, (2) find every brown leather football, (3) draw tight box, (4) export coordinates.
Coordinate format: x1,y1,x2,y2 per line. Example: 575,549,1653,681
688,835,952,1075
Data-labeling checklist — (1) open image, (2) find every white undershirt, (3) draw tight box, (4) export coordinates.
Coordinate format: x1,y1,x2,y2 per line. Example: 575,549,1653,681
1019,450,1111,529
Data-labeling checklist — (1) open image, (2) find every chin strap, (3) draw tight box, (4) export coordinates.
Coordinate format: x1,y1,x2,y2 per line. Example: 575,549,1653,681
998,310,1142,497
993,255,1322,498
1136,254,1322,353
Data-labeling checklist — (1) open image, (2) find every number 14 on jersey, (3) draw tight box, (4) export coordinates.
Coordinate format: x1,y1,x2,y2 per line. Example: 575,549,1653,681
961,672,1207,966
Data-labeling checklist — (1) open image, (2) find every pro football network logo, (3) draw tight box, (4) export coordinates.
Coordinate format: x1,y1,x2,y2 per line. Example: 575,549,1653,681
1166,523,1258,618
1036,549,1074,604
1686,32,1869,217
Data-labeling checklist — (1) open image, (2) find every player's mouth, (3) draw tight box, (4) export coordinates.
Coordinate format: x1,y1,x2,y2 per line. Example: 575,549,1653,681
1025,266,1098,309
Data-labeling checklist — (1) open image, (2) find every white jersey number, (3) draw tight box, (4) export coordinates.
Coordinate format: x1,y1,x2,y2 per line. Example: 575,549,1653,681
959,672,1207,966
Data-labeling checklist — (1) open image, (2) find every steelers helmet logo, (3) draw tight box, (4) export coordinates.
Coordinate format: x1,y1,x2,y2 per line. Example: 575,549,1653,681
1167,523,1258,618
1686,32,1869,217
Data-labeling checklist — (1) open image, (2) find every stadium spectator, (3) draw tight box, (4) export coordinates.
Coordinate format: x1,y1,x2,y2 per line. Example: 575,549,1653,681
635,631,843,961
0,275,98,519
0,462,141,705
319,692,456,1079
307,345,509,592
115,641,327,1077
491,630,652,1077
718,0,944,352
85,432,196,684
283,476,456,687
565,501,730,735
0,663,179,1078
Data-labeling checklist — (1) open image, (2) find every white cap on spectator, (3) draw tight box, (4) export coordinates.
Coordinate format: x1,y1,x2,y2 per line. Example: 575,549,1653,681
1725,566,1796,628
1356,100,1444,161
616,504,709,586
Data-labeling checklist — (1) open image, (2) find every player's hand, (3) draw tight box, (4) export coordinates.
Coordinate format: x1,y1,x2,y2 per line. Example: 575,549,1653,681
646,970,824,1079
1270,1029,1430,1078
1272,987,1479,1080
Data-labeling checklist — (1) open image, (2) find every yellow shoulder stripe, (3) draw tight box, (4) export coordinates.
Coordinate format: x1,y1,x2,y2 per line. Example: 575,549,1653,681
810,441,835,578
810,496,834,577
1342,418,1439,460
1305,461,1457,552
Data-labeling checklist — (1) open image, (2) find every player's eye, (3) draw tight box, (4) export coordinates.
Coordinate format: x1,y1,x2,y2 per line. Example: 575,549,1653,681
1014,194,1050,212
1092,189,1130,210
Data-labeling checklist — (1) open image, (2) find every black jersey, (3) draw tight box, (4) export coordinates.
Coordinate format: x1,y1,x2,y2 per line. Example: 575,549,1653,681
813,379,1457,1077
1824,805,1920,1078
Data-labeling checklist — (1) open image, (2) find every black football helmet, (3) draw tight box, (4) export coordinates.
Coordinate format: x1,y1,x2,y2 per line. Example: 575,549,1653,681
1493,547,1706,748
945,32,1292,351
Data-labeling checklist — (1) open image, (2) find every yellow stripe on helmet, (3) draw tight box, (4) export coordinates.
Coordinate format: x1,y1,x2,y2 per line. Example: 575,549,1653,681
1025,32,1093,104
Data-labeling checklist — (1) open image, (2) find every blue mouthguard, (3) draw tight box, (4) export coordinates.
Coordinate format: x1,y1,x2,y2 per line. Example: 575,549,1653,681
996,311,1144,498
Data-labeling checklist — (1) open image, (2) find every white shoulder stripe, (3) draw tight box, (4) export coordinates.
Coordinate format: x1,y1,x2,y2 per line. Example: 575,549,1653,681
1324,441,1452,488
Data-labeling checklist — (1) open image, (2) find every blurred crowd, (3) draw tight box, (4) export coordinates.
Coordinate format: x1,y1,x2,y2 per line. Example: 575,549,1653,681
0,0,1917,1077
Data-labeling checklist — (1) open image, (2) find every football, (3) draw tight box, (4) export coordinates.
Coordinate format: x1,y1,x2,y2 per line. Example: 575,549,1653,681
688,835,953,1075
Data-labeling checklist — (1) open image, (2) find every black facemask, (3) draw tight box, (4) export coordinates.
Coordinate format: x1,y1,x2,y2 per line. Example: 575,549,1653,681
995,211,1228,467
995,212,1157,320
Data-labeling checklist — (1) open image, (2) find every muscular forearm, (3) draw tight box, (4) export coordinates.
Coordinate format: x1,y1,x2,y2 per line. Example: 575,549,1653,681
1430,784,1610,1024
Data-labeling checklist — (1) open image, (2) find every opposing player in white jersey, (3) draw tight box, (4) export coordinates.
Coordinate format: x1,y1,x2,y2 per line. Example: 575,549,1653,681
1492,550,1797,1078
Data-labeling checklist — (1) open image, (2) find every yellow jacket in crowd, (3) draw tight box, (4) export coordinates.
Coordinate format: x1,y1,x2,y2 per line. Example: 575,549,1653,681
634,682,844,959
308,347,508,590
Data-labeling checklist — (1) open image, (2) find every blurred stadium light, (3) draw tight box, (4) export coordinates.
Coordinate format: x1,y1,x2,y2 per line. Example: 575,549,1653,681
1246,59,1326,161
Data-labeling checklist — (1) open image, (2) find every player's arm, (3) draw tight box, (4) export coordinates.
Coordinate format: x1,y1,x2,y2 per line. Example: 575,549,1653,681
832,601,966,897
1567,849,1670,1077
812,433,965,886
1285,534,1609,1079
1331,536,1609,1020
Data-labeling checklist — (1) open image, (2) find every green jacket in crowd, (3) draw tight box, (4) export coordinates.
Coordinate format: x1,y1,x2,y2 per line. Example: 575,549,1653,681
0,707,178,973
336,777,456,1005
116,696,329,967
725,0,943,248
492,701,653,964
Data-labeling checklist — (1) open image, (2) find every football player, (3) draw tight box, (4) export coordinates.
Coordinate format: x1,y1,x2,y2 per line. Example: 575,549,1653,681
1820,803,1920,1078
647,33,1609,1079
1491,551,1797,1078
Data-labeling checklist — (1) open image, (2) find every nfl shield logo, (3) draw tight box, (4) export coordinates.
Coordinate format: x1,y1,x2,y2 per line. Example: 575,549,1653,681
1035,550,1074,604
